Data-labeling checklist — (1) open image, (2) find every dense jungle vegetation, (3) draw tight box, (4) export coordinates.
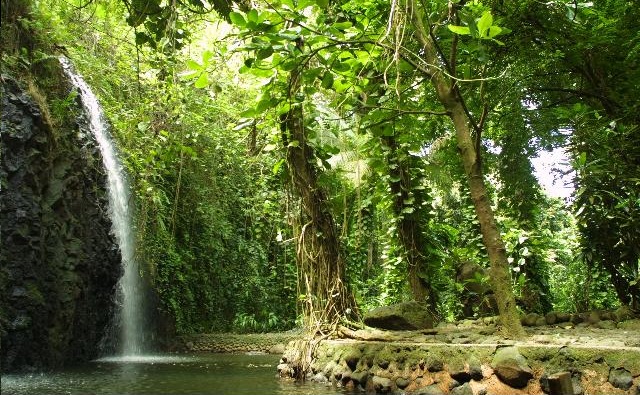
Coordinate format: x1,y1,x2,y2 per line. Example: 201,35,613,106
2,0,639,338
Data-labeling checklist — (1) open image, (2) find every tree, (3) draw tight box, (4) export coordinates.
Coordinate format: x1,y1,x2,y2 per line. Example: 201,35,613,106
280,68,357,329
231,0,525,337
396,0,524,337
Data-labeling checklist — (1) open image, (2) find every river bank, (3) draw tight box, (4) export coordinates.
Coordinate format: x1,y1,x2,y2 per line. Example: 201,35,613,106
180,317,640,395
276,318,640,395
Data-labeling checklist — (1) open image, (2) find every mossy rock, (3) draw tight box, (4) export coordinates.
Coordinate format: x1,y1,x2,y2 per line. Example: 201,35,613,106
364,301,435,330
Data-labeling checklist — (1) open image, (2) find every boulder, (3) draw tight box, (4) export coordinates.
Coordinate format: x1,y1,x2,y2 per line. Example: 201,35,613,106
583,311,600,325
415,384,446,395
364,301,434,330
522,312,540,326
609,368,633,390
545,311,558,325
311,372,328,383
617,319,640,330
556,312,571,323
343,349,361,371
268,343,285,354
456,262,498,318
351,370,369,386
372,376,392,393
426,358,444,372
595,320,616,330
468,356,483,381
449,359,471,383
451,382,473,395
396,377,411,389
613,306,635,322
491,347,533,388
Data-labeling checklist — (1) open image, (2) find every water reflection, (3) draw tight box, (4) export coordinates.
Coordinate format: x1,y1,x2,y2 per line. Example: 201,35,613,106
1,353,347,395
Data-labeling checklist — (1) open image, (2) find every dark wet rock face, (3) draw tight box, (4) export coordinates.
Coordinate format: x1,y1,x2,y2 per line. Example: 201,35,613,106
1,75,121,372
363,301,434,330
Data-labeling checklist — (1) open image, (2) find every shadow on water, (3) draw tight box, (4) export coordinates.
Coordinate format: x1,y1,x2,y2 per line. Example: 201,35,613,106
1,353,348,395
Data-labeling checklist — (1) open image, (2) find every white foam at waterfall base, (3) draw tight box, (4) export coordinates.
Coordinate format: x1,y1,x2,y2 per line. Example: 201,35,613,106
60,56,147,356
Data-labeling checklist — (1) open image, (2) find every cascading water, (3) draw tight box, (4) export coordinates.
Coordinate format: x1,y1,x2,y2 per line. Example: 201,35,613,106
60,57,147,357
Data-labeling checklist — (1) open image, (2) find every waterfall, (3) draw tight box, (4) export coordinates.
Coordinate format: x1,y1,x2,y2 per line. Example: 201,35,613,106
60,57,147,357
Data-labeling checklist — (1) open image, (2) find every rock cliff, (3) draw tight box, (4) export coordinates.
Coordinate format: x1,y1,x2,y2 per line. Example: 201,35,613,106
1,71,121,371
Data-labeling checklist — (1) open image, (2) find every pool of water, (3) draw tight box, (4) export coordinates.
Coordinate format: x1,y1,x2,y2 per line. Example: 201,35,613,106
1,353,346,395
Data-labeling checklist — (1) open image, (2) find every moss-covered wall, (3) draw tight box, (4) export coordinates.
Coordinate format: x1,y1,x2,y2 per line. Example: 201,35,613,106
0,64,121,372
278,339,640,394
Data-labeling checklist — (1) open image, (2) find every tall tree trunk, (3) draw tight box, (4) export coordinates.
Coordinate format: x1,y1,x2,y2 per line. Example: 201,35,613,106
409,4,525,338
382,135,438,310
280,75,355,330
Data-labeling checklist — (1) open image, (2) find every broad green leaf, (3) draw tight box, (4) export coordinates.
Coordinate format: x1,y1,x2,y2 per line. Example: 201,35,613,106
332,21,352,30
333,78,351,93
194,73,208,88
302,67,323,83
321,72,334,89
448,25,470,35
487,25,503,38
578,152,587,167
256,98,273,112
202,50,214,65
256,47,274,60
186,59,202,70
477,11,493,37
247,9,259,23
333,61,351,72
324,145,340,155
135,32,150,46
229,11,246,27
298,0,315,9
240,108,257,117
281,60,298,71
179,70,199,80
272,158,285,174
315,0,328,8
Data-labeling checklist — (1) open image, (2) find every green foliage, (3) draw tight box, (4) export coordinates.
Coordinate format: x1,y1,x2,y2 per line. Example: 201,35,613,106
23,0,640,336
448,7,511,45
573,118,640,309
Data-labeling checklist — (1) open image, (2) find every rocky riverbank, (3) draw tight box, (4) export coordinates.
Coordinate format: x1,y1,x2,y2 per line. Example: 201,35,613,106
276,318,640,395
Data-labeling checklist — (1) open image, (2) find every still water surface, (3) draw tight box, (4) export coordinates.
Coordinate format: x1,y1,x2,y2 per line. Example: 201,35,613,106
1,353,346,395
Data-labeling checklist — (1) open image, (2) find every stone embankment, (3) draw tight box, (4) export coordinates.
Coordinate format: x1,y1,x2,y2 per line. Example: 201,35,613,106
277,318,640,395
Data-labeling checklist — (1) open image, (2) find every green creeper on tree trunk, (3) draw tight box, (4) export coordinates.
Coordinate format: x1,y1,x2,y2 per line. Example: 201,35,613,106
382,134,438,311
280,69,356,331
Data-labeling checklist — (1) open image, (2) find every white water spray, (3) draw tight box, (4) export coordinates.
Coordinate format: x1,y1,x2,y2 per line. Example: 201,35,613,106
60,57,146,356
